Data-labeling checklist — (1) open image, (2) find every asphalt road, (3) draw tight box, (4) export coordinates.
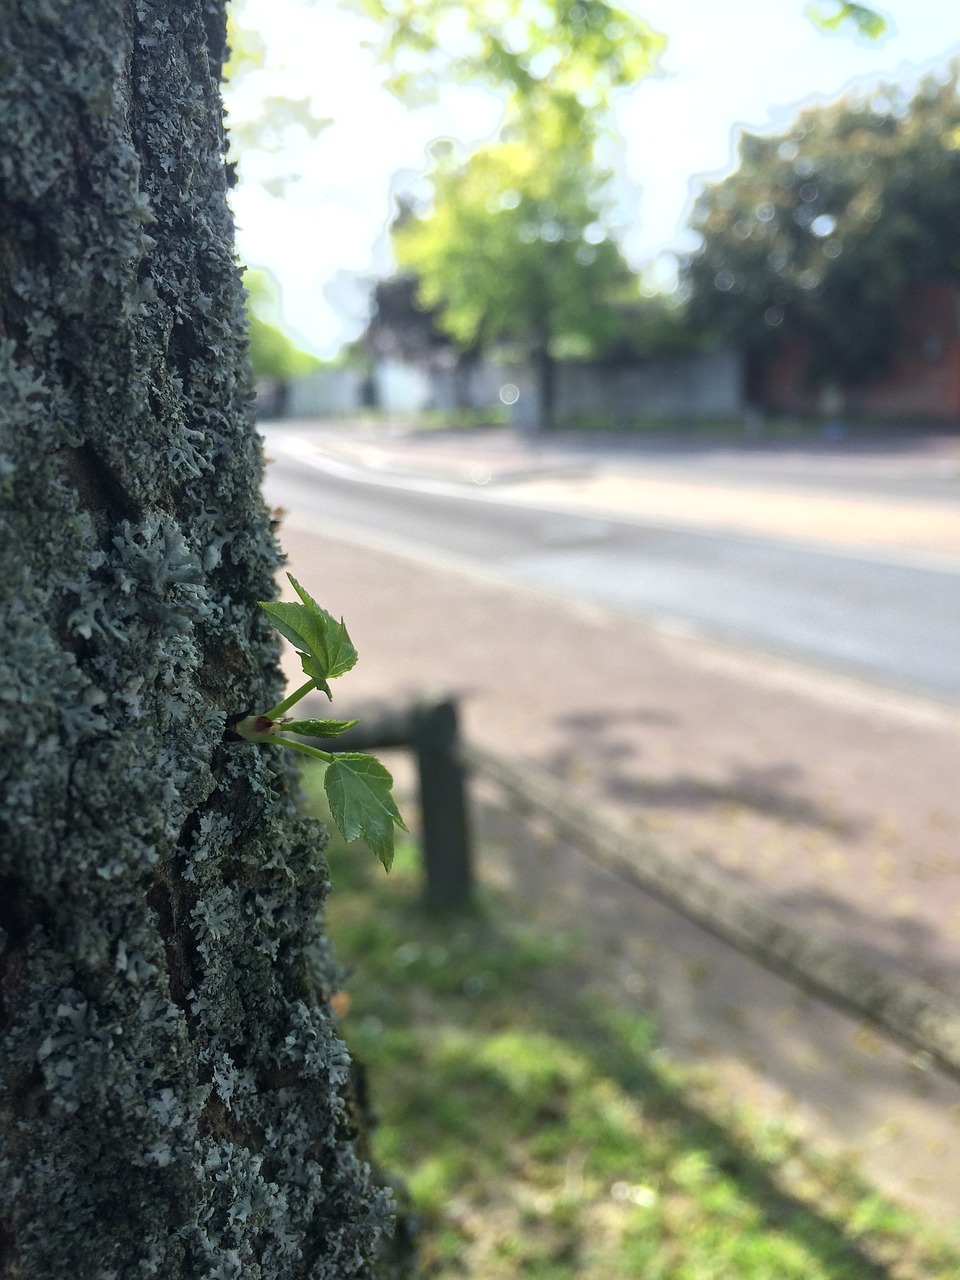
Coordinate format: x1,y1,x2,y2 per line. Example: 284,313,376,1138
262,439,960,705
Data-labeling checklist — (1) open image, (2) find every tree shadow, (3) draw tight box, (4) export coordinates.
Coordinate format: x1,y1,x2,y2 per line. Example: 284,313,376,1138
544,719,860,837
466,795,960,1235
557,707,679,732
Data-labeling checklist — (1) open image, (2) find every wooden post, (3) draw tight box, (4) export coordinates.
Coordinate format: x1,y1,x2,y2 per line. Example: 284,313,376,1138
304,698,474,906
413,699,473,907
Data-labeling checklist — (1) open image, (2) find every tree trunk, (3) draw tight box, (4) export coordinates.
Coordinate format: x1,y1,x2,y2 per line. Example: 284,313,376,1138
532,335,556,431
0,3,406,1276
452,338,483,411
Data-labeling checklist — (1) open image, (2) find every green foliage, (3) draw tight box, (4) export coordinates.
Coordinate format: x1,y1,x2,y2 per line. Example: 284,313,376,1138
805,2,890,41
247,312,323,380
350,0,664,134
610,293,712,361
323,753,407,872
244,269,322,381
236,574,405,869
683,67,960,382
373,0,661,416
230,0,886,390
224,9,267,81
259,573,359,695
223,14,330,180
393,118,640,418
284,716,360,736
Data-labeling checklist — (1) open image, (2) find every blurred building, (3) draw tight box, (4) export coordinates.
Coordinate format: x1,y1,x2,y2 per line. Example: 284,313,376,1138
755,283,960,422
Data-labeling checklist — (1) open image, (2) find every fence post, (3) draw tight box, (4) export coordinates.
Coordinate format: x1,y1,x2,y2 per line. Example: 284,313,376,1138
413,698,473,906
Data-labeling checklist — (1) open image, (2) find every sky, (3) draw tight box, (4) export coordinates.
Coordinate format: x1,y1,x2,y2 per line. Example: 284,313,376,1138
226,0,960,357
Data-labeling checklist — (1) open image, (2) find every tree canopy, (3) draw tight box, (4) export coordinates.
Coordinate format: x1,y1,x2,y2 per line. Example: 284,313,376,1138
392,116,640,422
225,0,889,369
351,0,664,135
683,67,960,383
245,269,323,381
374,0,665,425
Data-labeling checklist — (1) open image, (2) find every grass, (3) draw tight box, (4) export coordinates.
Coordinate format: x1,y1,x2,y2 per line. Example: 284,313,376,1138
302,766,960,1279
328,409,946,442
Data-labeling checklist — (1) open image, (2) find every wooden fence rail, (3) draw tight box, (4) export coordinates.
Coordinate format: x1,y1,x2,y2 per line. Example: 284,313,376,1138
309,698,473,907
307,699,960,1083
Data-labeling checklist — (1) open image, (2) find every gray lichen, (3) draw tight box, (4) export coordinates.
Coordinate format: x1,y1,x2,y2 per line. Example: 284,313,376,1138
0,2,407,1276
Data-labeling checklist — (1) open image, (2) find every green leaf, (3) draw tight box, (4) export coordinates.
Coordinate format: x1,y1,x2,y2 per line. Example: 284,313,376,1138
283,717,358,738
324,753,407,872
805,1,888,40
259,573,358,697
299,653,332,693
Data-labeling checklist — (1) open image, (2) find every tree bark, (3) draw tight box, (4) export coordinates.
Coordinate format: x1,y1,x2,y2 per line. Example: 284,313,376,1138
452,338,483,411
0,3,406,1276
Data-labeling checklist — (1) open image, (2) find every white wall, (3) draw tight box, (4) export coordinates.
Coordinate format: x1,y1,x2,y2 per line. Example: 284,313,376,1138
554,349,744,425
372,358,433,413
287,367,364,417
283,349,745,424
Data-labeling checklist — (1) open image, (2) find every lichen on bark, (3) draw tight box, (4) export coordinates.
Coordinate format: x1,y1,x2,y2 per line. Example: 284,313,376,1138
0,2,406,1276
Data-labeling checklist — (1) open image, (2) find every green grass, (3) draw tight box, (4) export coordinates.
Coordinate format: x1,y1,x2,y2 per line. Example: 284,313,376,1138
302,769,960,1279
351,407,512,430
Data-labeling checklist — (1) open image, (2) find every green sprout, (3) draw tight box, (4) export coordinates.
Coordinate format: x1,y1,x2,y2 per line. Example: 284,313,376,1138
232,573,406,870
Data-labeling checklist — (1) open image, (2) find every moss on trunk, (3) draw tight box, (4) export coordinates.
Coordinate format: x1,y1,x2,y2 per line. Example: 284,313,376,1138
0,3,407,1275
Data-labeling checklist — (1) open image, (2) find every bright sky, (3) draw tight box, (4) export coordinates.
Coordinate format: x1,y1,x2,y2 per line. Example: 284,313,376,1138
227,0,960,357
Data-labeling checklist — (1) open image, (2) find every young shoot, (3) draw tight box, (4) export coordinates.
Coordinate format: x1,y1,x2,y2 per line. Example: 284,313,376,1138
232,573,405,870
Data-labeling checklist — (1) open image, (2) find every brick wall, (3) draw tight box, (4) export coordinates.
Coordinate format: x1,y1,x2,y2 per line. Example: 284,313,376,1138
759,282,960,421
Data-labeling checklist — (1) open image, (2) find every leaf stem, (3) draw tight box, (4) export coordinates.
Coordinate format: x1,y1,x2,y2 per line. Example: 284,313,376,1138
271,736,335,763
264,679,315,720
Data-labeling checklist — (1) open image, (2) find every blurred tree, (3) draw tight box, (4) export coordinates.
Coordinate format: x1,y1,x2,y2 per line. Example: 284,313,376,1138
245,269,323,382
224,0,887,378
393,117,641,425
355,0,886,127
226,0,665,382
683,67,960,384
806,1,889,41
351,0,664,139
370,1,887,423
223,12,332,197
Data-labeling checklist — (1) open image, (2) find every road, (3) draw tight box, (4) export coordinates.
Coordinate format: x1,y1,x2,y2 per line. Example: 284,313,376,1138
261,426,960,705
